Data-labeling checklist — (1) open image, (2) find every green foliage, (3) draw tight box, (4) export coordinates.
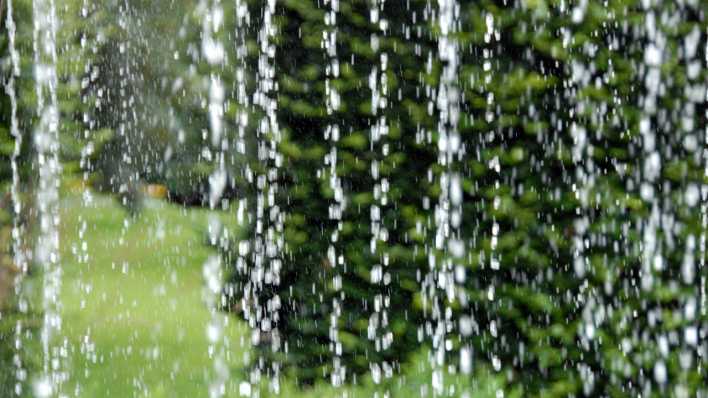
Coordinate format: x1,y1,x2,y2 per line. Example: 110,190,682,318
2,0,707,396
225,0,439,386
0,0,40,394
223,1,708,396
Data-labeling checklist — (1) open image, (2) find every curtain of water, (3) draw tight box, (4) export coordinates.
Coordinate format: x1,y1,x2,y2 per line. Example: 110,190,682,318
430,0,462,393
116,1,136,211
234,0,249,159
74,3,97,395
77,0,95,267
233,0,250,280
676,3,702,390
320,0,346,388
420,0,435,389
250,0,283,393
232,0,251,394
6,0,21,273
4,0,28,395
639,4,667,385
482,8,501,377
32,0,62,395
367,0,394,388
564,2,602,392
198,0,230,396
10,0,708,394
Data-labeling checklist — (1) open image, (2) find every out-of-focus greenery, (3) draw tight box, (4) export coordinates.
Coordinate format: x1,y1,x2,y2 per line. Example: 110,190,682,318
56,0,216,206
224,0,441,386
450,2,706,396
47,188,510,397
2,0,708,397
19,0,253,209
224,0,708,396
56,189,243,397
0,0,39,394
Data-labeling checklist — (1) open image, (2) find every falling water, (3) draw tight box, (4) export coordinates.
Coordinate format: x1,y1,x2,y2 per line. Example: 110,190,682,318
32,0,63,395
639,2,662,298
203,254,227,398
4,0,28,395
676,3,702,393
6,1,708,396
249,0,283,393
482,8,501,378
367,0,394,388
78,0,95,266
76,3,97,393
234,0,249,159
320,0,346,388
638,5,668,389
6,0,21,269
563,1,605,392
199,1,229,396
430,0,462,393
233,0,250,394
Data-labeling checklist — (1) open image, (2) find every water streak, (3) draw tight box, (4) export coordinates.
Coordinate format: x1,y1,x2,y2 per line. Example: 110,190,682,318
199,1,230,396
320,0,346,388
5,0,29,395
32,0,63,395
431,0,462,393
249,0,283,393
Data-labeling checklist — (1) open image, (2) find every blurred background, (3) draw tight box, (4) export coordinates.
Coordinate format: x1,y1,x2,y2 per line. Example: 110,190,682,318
1,0,708,397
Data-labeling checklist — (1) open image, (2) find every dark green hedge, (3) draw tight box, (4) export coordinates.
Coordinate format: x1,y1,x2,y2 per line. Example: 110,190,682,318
3,0,707,396
225,1,708,396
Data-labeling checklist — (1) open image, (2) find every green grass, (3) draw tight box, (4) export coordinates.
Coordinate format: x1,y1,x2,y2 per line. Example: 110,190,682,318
58,192,247,397
47,189,505,397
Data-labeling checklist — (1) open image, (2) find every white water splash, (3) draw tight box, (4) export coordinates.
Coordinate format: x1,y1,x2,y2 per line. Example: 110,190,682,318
320,0,347,388
199,1,230,396
430,0,463,393
248,0,283,393
5,0,30,395
33,0,64,394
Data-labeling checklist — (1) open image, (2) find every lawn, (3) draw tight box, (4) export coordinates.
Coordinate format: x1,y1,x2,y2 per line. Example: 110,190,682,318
58,191,247,397
48,188,503,397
